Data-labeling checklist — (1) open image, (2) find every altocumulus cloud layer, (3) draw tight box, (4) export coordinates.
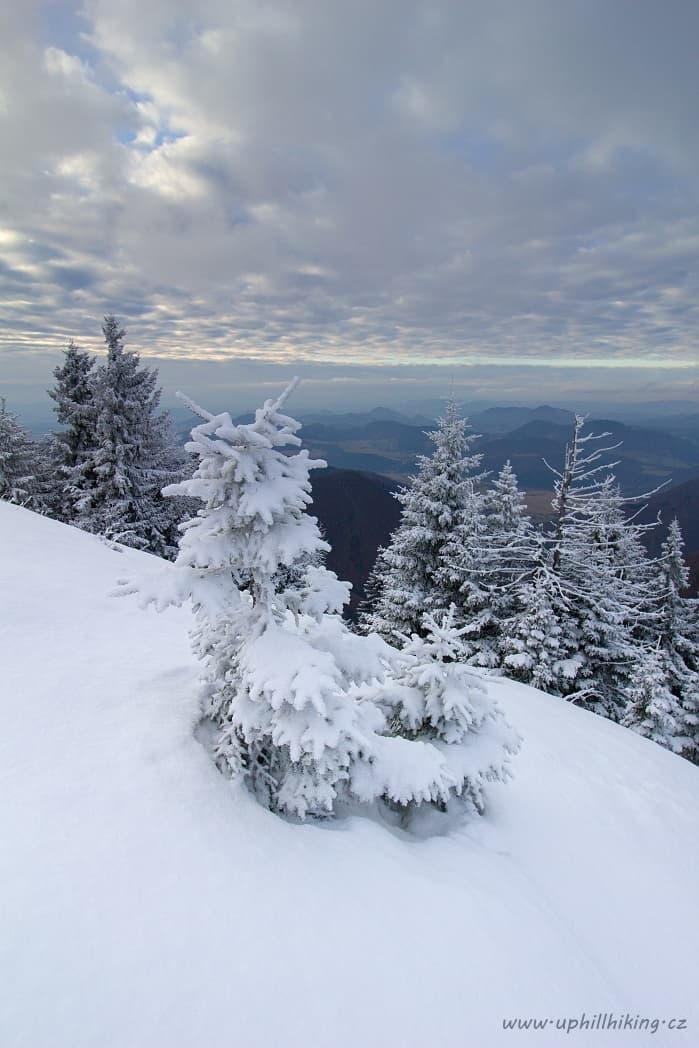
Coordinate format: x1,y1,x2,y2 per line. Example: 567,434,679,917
1,0,698,403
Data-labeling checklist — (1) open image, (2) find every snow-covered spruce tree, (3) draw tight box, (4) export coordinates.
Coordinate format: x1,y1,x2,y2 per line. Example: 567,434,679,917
543,417,657,719
73,316,181,555
357,606,520,814
120,382,517,821
501,416,658,720
436,465,493,666
47,340,96,521
360,401,484,644
572,475,660,719
32,433,63,517
484,462,535,584
621,645,683,752
463,461,537,669
121,382,411,817
0,397,45,511
645,520,699,762
500,545,580,693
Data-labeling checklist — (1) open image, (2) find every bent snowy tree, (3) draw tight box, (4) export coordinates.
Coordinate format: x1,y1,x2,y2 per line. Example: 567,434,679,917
118,380,519,822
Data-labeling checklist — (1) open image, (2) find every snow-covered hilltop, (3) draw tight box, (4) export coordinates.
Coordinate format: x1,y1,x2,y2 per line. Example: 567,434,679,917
1,500,697,1047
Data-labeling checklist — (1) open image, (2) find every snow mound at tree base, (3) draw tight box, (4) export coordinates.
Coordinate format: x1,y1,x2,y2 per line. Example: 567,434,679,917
1,501,697,1048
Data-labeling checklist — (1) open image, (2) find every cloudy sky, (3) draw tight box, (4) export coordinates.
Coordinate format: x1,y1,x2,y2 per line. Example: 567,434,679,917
1,0,698,412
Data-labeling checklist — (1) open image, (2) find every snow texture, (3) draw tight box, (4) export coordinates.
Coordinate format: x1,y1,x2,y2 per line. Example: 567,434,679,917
1,502,698,1047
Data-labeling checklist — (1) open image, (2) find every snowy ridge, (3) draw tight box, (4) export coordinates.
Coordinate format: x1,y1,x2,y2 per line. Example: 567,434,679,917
1,501,697,1047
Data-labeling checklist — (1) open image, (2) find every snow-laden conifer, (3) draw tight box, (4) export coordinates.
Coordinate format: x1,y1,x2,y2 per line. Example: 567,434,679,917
484,462,535,584
644,520,699,761
357,606,520,813
621,645,683,752
501,551,580,692
0,398,45,511
119,381,392,817
47,340,96,521
536,416,657,719
360,401,483,644
457,461,537,669
119,382,518,822
436,465,492,665
679,671,699,766
74,316,180,555
568,477,657,718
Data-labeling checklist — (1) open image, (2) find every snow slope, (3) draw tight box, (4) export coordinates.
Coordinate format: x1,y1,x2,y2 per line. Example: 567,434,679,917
1,501,697,1048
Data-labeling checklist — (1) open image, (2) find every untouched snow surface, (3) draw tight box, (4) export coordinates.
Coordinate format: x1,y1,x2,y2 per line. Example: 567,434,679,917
1,501,697,1048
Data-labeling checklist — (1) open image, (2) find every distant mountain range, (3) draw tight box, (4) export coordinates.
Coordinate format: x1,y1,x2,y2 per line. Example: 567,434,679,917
640,413,699,443
469,404,576,433
296,412,699,496
298,406,435,428
298,403,576,435
480,419,699,494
